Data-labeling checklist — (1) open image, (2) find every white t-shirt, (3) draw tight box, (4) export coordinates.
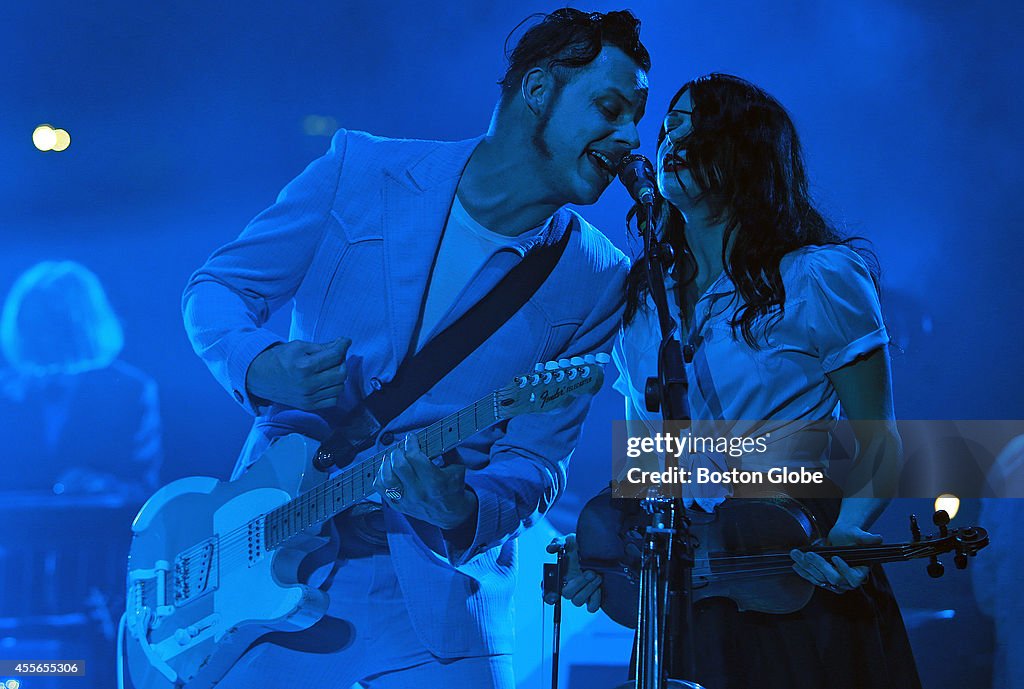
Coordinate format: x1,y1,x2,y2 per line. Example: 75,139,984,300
415,194,529,349
612,244,889,503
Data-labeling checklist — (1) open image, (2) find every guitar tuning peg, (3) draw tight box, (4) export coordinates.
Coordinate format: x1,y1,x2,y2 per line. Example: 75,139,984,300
567,367,579,381
583,354,596,364
534,363,545,372
515,376,527,388
558,358,571,368
595,352,611,364
545,360,560,371
570,356,584,366
542,371,554,384
530,373,542,386
554,370,565,382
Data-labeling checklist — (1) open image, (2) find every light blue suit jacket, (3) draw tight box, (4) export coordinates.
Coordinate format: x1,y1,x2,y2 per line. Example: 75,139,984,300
182,129,628,656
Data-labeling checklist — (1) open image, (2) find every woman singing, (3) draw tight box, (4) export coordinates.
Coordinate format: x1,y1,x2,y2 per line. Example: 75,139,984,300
558,74,921,689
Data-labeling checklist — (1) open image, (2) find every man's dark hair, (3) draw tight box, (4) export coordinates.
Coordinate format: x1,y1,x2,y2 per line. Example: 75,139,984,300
498,9,650,101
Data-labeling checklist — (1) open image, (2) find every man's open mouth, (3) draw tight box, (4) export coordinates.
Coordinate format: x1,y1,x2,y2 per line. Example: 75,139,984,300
586,150,618,181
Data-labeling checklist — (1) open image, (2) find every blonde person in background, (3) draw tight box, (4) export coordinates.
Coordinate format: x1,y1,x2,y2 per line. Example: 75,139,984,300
0,260,162,495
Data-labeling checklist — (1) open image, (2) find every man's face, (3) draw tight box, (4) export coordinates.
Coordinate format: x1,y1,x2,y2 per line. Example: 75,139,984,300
531,46,648,206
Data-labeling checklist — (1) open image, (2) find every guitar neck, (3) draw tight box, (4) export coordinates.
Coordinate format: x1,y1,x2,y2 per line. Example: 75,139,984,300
262,393,499,550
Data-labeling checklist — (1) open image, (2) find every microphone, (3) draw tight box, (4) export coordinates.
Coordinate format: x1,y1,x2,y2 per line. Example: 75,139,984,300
616,153,657,206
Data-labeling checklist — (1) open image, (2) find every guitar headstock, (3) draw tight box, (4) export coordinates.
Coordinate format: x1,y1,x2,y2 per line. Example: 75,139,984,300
494,354,609,420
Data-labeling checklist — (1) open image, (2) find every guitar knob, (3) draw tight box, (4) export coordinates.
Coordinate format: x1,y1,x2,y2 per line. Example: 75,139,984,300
570,356,585,366
584,354,596,364
545,360,560,371
595,352,611,364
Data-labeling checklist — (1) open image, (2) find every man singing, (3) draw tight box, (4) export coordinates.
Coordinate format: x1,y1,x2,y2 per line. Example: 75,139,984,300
182,8,649,688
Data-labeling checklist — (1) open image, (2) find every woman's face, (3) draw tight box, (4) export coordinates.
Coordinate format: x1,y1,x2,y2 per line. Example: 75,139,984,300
656,89,699,214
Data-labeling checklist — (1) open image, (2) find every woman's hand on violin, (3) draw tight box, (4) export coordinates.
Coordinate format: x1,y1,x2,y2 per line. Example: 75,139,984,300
790,523,882,594
546,533,603,613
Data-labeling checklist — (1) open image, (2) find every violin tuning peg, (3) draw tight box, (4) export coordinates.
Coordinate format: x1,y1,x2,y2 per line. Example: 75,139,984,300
545,360,560,371
954,552,968,570
583,354,596,364
570,356,585,366
595,352,611,364
927,556,944,578
909,515,921,542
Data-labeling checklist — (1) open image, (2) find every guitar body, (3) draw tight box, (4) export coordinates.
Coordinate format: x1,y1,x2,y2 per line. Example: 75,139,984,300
124,434,332,689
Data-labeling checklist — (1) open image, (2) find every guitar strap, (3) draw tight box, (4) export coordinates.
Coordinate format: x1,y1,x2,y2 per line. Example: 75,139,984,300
314,210,574,469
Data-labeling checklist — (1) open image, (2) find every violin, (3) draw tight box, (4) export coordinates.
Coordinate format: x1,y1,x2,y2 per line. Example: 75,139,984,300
576,489,989,628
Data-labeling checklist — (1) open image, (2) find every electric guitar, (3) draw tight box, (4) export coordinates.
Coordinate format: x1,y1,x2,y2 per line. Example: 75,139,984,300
123,355,607,689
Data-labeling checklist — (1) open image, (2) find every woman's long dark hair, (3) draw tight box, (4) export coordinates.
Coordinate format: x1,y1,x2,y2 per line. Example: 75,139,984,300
624,73,877,347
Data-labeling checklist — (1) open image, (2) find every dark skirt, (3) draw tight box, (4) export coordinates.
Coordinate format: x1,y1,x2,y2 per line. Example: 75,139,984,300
673,566,922,689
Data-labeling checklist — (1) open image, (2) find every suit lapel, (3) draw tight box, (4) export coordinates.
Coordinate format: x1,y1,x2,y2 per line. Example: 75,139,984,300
382,136,483,369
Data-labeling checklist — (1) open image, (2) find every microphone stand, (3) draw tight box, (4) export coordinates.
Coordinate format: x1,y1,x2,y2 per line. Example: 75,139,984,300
636,197,700,687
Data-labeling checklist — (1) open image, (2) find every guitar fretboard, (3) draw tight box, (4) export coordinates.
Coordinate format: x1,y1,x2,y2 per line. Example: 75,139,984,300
262,393,500,549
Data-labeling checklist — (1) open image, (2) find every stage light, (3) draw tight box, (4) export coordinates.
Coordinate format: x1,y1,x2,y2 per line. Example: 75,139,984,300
53,128,71,151
934,493,960,520
33,124,57,151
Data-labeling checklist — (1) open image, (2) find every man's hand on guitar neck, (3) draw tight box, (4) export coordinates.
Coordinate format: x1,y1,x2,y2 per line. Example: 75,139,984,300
375,433,479,532
246,337,351,411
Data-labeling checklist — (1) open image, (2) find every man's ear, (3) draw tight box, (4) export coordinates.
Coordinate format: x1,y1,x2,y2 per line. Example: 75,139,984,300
521,67,555,115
